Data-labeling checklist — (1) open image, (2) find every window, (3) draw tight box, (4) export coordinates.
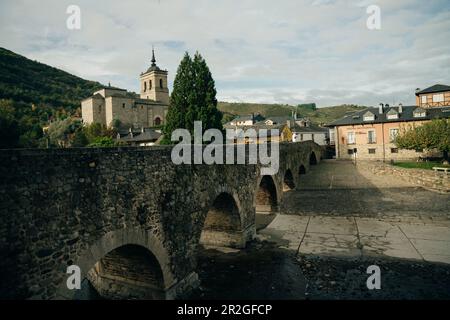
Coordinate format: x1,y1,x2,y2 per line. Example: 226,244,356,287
160,79,163,88
347,132,355,144
389,128,399,142
300,134,304,141
149,80,152,90
363,113,375,121
144,82,147,92
122,103,125,108
348,149,354,155
98,105,101,113
368,148,376,154
154,117,161,126
391,148,398,153
387,113,398,120
414,111,426,118
368,130,376,144
433,93,444,103
421,95,427,104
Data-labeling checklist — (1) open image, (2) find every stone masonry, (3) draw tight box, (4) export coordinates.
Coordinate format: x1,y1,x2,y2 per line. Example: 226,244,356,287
0,142,322,300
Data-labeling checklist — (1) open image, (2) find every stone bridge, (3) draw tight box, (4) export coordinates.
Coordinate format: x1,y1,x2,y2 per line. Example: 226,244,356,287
0,142,322,300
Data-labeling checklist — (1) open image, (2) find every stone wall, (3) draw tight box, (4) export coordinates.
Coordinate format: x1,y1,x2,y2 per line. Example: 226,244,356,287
0,141,322,300
361,161,450,193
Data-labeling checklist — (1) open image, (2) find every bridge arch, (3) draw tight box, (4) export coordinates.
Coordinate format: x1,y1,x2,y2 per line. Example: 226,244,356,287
299,164,306,176
200,191,244,248
255,175,279,214
283,169,295,191
309,152,318,165
86,244,165,299
56,227,176,300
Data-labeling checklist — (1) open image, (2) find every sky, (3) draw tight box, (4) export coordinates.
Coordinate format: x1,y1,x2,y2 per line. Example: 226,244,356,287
0,0,449,107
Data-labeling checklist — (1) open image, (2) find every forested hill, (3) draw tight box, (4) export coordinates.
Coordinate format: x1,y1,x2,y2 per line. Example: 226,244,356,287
0,47,104,110
218,102,366,125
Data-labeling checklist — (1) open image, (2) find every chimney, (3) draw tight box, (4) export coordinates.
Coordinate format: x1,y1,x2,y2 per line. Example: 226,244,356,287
379,103,384,114
398,103,403,113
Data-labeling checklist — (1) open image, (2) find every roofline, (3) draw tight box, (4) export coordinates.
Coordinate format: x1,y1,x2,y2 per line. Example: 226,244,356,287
325,105,450,127
415,86,450,96
140,69,168,76
326,116,449,127
97,87,127,91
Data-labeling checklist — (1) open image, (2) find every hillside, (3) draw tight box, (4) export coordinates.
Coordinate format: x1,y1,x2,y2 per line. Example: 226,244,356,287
0,47,365,148
0,47,104,110
218,102,366,125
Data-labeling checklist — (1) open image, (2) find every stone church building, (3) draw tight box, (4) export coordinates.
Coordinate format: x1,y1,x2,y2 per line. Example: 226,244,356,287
81,50,169,129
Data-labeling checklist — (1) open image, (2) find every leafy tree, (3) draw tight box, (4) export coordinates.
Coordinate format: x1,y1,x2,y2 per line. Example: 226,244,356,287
88,136,117,147
297,103,317,111
0,102,20,148
110,118,122,129
72,130,89,147
46,117,82,148
163,51,222,143
395,119,450,160
19,124,43,148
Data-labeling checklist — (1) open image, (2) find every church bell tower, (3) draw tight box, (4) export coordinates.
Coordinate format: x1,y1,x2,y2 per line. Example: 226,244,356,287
140,48,169,104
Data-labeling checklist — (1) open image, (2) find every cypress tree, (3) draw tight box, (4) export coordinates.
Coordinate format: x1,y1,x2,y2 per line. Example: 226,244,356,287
191,52,222,132
163,51,222,143
163,52,194,142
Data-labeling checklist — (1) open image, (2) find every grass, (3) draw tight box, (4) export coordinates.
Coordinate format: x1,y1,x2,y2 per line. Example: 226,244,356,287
393,161,450,170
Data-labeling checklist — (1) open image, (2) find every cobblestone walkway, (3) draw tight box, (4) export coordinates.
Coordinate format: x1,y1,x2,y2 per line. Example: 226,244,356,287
265,160,450,264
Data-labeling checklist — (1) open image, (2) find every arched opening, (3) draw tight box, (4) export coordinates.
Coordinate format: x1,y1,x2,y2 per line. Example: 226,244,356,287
154,117,161,126
82,245,165,300
283,169,295,191
309,152,317,165
299,165,306,176
200,192,243,248
256,175,278,214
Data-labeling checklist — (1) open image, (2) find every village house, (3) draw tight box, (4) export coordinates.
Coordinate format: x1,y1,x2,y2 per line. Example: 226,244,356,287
116,127,162,146
415,84,450,108
224,114,329,145
327,84,450,161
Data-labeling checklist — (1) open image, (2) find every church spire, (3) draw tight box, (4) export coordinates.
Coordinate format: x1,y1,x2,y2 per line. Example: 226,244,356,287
151,46,156,67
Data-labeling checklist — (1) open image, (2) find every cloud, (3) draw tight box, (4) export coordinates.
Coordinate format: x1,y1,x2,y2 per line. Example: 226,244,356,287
0,0,449,107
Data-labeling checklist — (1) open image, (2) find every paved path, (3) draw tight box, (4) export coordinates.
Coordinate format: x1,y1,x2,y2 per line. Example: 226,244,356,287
263,160,450,264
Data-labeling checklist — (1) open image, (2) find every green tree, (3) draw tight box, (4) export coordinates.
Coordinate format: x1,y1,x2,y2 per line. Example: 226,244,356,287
88,136,117,147
0,101,20,148
191,52,222,132
163,52,222,143
72,129,89,147
395,119,450,160
46,117,82,148
163,52,194,142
